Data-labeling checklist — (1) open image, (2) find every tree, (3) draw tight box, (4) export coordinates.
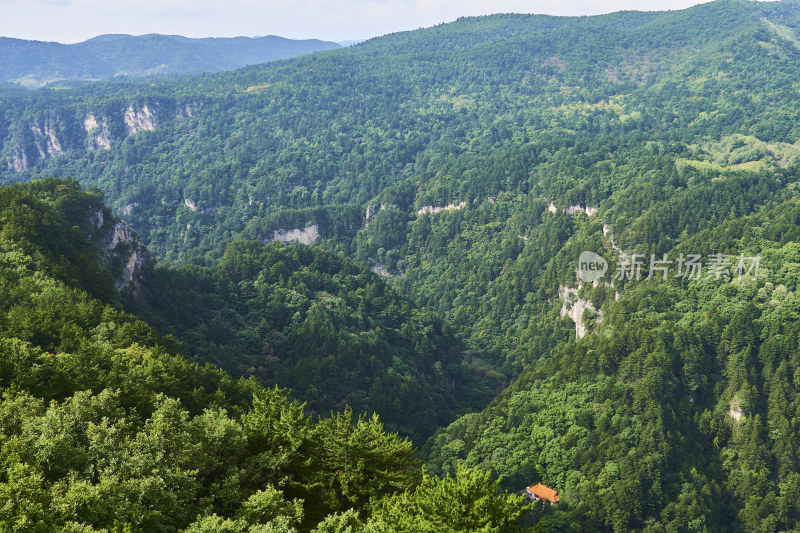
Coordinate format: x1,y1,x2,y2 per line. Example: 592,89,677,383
367,466,534,532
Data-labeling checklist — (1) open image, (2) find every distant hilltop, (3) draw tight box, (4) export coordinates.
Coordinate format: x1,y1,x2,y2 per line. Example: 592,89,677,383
0,34,341,87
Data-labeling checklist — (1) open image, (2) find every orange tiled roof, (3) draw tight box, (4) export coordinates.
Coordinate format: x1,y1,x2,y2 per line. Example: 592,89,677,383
527,482,560,503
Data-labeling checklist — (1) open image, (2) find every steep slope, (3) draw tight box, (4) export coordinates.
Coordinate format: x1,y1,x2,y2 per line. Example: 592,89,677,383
427,199,800,531
2,2,797,361
3,0,800,530
0,178,529,531
130,240,495,444
0,177,149,302
0,1,774,255
0,178,493,444
0,0,796,365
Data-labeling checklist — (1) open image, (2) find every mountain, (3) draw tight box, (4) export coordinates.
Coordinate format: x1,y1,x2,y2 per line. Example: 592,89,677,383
129,238,495,445
0,177,529,531
0,34,340,87
4,0,800,529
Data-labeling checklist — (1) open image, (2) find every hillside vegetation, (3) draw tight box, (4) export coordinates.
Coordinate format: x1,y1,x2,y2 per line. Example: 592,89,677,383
130,240,494,445
4,0,800,530
0,178,531,531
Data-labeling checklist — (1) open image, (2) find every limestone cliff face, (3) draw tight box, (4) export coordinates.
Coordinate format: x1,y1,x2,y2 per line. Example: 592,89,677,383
123,104,157,135
103,220,148,291
31,120,64,158
3,101,166,172
8,146,28,171
364,203,392,228
85,103,157,151
175,102,197,119
5,119,64,171
559,285,602,339
565,205,599,216
89,207,104,229
89,207,149,293
84,114,112,150
270,225,320,245
416,201,466,216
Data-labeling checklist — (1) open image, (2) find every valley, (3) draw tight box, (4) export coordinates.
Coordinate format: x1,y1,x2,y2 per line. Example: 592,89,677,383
3,0,800,530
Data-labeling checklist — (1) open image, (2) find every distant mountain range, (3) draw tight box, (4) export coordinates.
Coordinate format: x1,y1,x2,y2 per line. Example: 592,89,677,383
0,33,341,86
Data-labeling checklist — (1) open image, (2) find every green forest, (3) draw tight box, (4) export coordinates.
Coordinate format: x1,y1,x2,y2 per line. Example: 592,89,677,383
129,240,495,445
0,179,531,531
4,0,800,530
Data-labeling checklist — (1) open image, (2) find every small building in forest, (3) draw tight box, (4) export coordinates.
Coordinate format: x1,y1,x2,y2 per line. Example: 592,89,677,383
525,482,560,504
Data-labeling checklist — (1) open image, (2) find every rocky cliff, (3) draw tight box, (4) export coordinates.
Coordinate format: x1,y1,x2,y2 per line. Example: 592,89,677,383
123,103,157,135
83,203,150,293
84,113,112,150
100,218,149,292
3,100,166,172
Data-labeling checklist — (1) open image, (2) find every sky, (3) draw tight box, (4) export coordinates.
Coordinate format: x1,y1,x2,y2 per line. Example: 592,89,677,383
0,0,719,44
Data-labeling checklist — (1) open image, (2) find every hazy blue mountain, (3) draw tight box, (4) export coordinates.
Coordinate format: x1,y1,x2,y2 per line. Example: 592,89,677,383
0,33,340,86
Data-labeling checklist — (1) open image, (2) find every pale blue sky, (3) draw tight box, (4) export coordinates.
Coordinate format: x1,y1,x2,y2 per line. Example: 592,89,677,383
1,0,726,44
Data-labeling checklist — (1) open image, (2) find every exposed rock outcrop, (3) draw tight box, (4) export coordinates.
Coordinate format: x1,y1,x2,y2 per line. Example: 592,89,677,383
176,103,196,119
101,220,148,292
546,203,599,216
121,203,139,216
365,203,390,228
417,201,466,215
371,264,394,277
371,263,404,278
270,224,320,245
6,121,64,171
8,147,28,172
559,285,602,339
84,113,112,150
565,205,599,216
89,208,104,229
124,103,157,135
31,121,64,158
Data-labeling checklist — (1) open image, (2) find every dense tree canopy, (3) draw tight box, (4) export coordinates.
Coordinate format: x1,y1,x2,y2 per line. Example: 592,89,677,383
4,0,800,530
0,179,532,531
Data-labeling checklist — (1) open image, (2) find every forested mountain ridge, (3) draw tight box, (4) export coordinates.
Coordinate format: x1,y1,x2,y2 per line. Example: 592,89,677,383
128,239,496,444
3,0,800,362
0,177,494,445
426,197,800,530
0,34,340,87
0,178,532,531
5,0,800,530
0,177,149,301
